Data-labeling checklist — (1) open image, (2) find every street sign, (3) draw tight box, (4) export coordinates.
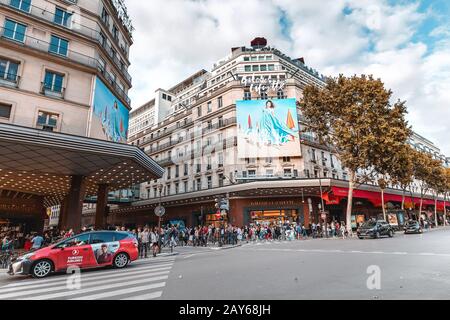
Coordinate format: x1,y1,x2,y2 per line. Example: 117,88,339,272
154,206,166,217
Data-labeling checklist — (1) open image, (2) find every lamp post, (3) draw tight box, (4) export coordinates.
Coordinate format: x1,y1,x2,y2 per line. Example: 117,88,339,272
158,184,163,230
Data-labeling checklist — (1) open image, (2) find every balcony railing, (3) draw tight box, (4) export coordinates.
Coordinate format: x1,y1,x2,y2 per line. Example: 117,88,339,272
0,26,131,106
0,0,132,84
0,73,20,88
40,82,65,99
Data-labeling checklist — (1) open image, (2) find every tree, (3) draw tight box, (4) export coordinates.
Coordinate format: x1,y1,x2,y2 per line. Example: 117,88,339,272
379,144,415,215
412,150,433,221
300,74,410,231
427,163,446,227
444,168,450,225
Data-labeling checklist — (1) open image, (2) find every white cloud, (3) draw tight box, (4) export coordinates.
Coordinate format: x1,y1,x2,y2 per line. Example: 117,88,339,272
126,0,450,155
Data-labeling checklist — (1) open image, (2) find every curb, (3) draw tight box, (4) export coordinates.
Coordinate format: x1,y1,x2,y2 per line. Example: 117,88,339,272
209,244,242,250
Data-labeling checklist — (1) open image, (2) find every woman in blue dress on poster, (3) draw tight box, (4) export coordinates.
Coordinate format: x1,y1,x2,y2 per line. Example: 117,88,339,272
259,100,297,146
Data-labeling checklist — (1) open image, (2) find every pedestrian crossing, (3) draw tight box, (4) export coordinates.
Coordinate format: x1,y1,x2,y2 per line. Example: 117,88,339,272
0,257,176,300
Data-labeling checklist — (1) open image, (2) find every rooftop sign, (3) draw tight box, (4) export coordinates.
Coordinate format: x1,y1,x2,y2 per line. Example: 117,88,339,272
111,0,134,35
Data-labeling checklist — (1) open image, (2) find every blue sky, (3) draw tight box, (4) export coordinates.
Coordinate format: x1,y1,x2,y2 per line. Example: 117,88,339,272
127,0,450,155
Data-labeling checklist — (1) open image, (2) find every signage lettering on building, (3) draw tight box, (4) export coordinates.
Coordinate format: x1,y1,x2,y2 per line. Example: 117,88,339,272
249,200,295,207
241,76,286,95
111,0,134,34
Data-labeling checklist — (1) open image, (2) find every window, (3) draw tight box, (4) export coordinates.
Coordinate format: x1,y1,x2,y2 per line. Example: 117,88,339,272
284,169,292,177
244,65,251,72
207,176,212,189
175,183,179,194
252,65,259,72
268,64,275,71
196,178,202,191
207,102,212,113
260,65,267,71
218,174,224,187
184,163,188,176
0,58,19,82
218,133,224,143
218,116,224,127
265,157,273,163
10,0,31,12
197,106,202,117
283,156,291,163
54,7,72,27
112,24,119,40
90,232,115,244
218,152,224,167
207,156,212,170
183,181,188,193
244,90,251,100
260,92,268,100
49,35,69,56
0,103,12,119
248,170,256,177
3,19,26,42
37,111,59,130
243,56,250,62
277,90,285,99
99,32,107,46
44,71,64,93
218,96,223,108
266,169,274,177
101,7,109,26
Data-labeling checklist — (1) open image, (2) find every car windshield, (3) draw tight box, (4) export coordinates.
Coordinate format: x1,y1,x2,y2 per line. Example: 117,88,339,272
361,221,377,228
407,221,419,226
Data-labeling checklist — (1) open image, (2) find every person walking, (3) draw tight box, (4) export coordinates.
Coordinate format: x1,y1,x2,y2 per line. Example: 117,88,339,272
31,233,44,250
139,228,150,259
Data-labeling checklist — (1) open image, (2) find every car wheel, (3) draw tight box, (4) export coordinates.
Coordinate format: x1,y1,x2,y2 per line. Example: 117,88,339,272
31,259,53,278
113,253,129,269
375,232,381,239
358,237,363,240
388,230,394,238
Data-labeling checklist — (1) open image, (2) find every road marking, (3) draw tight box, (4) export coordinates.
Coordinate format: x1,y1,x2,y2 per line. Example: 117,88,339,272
0,269,171,293
1,274,169,300
121,291,163,300
70,282,166,300
2,262,174,288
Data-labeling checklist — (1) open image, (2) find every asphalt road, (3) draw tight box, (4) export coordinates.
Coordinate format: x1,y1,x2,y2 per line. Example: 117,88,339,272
1,228,450,300
163,227,450,300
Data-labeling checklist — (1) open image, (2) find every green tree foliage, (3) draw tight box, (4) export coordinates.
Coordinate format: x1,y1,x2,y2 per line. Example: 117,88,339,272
300,74,410,230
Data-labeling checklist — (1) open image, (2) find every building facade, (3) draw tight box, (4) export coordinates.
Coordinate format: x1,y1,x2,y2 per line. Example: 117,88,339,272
0,1,166,235
0,0,133,140
116,39,449,230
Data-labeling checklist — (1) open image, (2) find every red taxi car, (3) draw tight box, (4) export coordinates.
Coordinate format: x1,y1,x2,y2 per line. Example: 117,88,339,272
8,231,138,278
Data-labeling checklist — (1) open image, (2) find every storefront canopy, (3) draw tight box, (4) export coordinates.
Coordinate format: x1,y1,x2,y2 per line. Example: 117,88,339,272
325,186,448,209
0,123,164,207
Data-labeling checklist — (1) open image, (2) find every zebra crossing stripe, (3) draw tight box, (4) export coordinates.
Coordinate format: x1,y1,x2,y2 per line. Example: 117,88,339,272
70,283,166,300
1,262,174,289
121,291,163,300
2,274,169,300
0,269,171,294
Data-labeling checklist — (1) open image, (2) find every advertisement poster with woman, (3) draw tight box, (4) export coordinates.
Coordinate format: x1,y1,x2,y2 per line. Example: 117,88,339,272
91,77,129,143
237,99,301,158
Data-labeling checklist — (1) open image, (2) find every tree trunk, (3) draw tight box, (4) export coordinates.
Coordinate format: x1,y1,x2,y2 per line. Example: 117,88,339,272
381,188,386,221
434,195,438,228
419,193,423,222
401,190,406,211
346,170,356,234
444,193,447,227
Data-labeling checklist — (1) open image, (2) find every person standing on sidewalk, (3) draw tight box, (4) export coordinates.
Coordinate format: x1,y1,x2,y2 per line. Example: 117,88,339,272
139,228,150,259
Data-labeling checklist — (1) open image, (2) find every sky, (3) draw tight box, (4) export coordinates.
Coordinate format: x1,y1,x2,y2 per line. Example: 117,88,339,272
125,0,450,155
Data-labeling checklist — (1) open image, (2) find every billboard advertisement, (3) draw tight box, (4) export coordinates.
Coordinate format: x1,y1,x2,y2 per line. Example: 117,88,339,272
91,77,129,143
237,98,301,158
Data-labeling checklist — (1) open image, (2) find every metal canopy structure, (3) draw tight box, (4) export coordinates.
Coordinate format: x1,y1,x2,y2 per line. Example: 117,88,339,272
0,123,164,229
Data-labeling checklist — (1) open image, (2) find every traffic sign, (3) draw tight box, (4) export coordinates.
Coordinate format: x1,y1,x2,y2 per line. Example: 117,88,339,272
154,206,166,217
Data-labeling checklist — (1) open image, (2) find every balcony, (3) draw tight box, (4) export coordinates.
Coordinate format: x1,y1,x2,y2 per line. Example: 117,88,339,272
40,82,65,99
0,26,131,106
0,73,20,88
0,0,132,84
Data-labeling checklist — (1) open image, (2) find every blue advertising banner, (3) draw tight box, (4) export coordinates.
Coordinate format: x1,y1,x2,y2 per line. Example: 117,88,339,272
236,98,301,158
91,77,129,143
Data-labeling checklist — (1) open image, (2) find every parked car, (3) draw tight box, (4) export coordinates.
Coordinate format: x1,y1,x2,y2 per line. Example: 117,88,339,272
404,221,423,234
357,220,395,239
8,231,138,278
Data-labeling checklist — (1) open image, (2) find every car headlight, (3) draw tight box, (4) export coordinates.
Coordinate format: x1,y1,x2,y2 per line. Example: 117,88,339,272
17,252,35,261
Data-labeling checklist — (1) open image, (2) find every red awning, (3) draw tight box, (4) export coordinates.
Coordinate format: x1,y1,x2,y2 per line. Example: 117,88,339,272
323,186,448,209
